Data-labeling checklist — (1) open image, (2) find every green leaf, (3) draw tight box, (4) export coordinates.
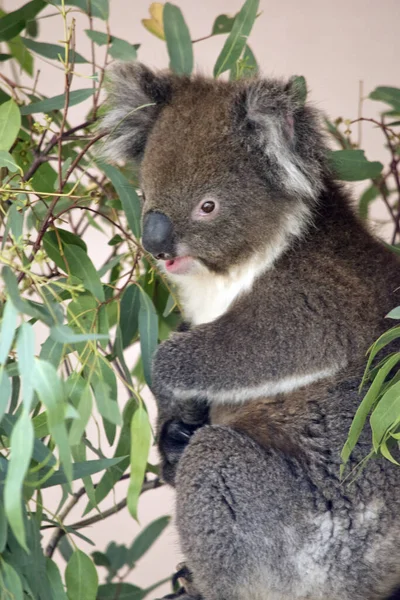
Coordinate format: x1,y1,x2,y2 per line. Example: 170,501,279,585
138,290,158,387
213,0,259,77
33,359,73,486
0,0,46,41
96,583,146,600
127,403,152,520
20,88,95,115
291,75,307,105
359,184,380,219
85,29,109,45
68,381,92,445
163,3,193,75
21,37,88,63
8,203,24,242
40,456,126,488
370,379,400,449
0,17,25,42
4,409,34,550
328,149,383,182
0,150,20,172
341,353,400,468
0,370,11,423
83,398,136,514
0,53,12,61
99,162,141,238
50,324,108,344
62,244,105,302
7,35,33,75
66,550,98,600
387,306,400,319
0,498,7,553
211,13,237,35
109,38,138,61
39,336,64,368
369,86,400,112
31,161,57,192
128,516,170,565
0,99,21,151
46,559,68,600
120,284,140,348
16,322,35,411
0,300,18,365
0,559,24,599
92,379,122,426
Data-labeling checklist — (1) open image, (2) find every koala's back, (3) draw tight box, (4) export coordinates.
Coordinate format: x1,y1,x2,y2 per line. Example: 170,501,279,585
181,368,400,600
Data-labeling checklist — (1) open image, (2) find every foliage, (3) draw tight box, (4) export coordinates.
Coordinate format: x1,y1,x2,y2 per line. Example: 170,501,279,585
0,0,399,597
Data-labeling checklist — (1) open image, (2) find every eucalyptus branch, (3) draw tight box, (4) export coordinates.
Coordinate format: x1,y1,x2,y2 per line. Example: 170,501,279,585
45,477,162,558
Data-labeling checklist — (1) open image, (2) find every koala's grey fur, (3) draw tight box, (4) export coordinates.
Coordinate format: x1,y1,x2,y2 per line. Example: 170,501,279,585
103,62,400,600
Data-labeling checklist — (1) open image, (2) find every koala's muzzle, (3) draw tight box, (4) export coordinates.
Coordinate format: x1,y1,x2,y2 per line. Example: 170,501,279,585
142,211,175,259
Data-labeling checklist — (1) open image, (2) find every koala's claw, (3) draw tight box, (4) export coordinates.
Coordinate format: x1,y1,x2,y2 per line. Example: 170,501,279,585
172,563,194,590
158,564,202,600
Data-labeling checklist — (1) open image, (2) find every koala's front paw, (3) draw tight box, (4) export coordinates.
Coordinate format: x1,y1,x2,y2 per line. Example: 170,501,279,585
159,420,200,485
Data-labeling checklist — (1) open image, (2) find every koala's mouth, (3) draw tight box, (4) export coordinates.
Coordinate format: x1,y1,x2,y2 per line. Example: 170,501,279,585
164,256,194,275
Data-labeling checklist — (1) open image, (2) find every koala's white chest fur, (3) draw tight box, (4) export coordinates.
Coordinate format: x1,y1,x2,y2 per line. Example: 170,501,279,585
171,208,310,326
174,261,260,326
171,244,285,326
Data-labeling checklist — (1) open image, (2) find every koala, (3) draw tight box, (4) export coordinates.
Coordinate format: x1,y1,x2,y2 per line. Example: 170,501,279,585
102,62,400,600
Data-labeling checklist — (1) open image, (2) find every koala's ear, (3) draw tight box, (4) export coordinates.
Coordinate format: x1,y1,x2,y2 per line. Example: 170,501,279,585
100,62,174,163
237,78,326,199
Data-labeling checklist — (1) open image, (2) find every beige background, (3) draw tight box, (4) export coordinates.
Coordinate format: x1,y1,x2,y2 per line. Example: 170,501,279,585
2,0,400,597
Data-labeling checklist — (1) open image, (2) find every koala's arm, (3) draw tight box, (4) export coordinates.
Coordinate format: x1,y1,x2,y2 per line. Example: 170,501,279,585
152,279,365,422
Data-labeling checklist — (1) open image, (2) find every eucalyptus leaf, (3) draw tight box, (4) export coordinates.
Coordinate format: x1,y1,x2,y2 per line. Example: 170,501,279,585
163,3,193,75
127,403,152,520
138,290,158,387
33,359,73,486
214,0,259,77
99,162,141,238
329,150,383,182
21,37,88,63
0,300,18,366
21,88,95,115
66,550,98,600
0,99,21,151
4,409,34,550
128,516,170,565
0,150,20,172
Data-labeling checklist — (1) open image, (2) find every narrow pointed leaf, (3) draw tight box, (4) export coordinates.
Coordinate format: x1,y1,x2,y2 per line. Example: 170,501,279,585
99,162,141,238
0,560,24,599
128,516,170,565
214,0,259,77
0,300,18,365
4,410,34,550
21,37,88,63
20,88,95,115
66,550,98,600
0,99,21,151
163,3,193,75
127,403,152,520
33,359,73,485
329,149,383,181
46,559,68,600
138,290,158,387
17,322,35,411
0,150,20,172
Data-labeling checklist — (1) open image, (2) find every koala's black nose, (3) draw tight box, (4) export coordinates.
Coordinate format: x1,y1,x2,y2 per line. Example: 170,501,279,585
142,211,175,259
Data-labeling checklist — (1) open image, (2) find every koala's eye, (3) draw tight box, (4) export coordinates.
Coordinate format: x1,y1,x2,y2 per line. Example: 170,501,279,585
192,197,220,221
201,201,215,214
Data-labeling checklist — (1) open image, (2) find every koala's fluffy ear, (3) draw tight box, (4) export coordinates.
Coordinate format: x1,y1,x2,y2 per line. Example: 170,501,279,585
238,78,327,200
100,62,174,163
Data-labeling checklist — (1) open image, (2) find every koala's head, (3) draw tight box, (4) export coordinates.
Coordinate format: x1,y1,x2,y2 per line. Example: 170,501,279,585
102,62,328,277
